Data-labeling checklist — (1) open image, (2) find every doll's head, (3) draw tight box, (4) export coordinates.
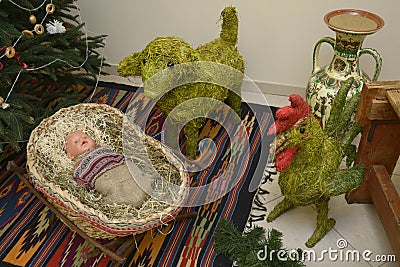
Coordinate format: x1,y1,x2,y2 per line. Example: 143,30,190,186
65,130,96,159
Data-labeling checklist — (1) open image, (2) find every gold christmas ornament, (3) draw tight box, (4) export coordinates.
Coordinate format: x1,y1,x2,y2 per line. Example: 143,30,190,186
28,116,35,124
34,24,45,35
0,96,4,105
22,30,34,36
29,14,37,24
46,3,56,14
5,46,15,58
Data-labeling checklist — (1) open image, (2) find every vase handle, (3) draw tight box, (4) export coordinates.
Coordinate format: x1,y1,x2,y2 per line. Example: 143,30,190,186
358,48,382,81
312,37,335,74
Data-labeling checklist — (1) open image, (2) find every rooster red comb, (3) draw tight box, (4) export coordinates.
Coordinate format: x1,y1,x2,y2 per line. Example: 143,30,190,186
267,94,311,135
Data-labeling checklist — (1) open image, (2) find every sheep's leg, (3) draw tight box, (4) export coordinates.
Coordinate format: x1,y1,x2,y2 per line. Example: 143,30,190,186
184,123,199,159
227,91,241,123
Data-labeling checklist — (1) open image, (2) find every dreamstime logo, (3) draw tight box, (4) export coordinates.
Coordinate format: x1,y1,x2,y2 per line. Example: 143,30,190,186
257,238,396,263
122,61,275,207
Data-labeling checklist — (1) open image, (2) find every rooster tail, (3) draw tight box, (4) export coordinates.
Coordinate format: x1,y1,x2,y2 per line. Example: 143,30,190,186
324,77,355,137
324,165,365,197
219,6,239,45
335,90,362,136
340,120,363,152
325,78,363,166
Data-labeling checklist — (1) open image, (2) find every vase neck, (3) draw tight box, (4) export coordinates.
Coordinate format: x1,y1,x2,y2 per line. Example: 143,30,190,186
326,31,368,78
333,31,366,58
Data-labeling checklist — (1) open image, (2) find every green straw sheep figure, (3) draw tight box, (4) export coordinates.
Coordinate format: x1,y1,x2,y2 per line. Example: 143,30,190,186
117,6,244,158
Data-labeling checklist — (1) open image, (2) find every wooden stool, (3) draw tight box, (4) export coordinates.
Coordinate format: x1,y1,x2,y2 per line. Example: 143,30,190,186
346,81,400,260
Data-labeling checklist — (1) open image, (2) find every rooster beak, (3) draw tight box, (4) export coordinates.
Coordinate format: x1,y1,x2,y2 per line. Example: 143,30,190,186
270,132,288,156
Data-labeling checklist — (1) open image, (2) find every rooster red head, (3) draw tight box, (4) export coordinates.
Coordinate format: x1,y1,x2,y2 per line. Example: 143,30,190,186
268,94,311,171
268,94,311,136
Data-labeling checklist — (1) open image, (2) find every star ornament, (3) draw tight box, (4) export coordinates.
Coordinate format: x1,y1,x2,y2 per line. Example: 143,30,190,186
46,20,66,34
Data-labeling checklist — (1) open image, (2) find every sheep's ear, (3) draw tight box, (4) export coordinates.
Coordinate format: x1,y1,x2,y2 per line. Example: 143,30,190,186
117,52,142,77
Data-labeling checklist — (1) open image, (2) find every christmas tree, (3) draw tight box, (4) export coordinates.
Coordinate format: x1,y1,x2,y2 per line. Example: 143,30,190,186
0,0,107,159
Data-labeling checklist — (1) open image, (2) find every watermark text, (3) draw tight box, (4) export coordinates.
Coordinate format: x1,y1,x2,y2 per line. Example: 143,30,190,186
257,238,396,263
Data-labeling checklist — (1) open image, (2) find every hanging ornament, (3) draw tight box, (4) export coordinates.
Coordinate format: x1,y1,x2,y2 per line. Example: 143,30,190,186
46,20,66,34
0,96,9,110
5,46,15,58
1,102,10,110
0,46,29,69
29,14,37,24
14,52,29,69
46,3,56,14
22,30,34,36
34,24,45,35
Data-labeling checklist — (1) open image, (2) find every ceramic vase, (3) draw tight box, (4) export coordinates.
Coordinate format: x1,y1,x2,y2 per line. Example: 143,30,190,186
306,9,384,126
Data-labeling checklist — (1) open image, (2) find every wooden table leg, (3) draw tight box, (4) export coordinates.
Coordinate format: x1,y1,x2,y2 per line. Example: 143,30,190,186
346,121,400,203
367,165,400,260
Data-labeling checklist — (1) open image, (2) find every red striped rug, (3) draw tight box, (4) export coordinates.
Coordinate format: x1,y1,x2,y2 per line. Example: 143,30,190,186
0,82,275,267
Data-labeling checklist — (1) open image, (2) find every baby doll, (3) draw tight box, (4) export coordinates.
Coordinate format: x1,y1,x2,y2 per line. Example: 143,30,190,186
65,130,153,207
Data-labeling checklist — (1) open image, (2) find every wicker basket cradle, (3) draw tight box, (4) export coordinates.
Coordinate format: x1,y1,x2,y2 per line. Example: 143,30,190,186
26,103,189,240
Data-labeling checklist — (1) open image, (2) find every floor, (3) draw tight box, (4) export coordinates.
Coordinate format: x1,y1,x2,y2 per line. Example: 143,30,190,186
100,74,399,267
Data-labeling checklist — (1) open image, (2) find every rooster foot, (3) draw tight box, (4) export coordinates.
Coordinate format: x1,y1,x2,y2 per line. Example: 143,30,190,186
267,197,293,222
305,199,335,247
306,218,336,248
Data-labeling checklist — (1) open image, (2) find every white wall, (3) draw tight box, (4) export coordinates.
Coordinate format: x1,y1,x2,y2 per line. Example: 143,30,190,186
76,0,399,89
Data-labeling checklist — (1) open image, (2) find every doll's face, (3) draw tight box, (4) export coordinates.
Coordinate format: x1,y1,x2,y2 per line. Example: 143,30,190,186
65,130,96,159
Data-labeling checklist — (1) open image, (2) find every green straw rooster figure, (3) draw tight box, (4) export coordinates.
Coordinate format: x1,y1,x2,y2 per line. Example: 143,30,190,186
267,77,365,247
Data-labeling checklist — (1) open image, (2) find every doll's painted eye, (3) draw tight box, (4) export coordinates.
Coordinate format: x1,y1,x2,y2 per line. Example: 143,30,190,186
142,58,147,65
299,127,306,134
167,62,174,68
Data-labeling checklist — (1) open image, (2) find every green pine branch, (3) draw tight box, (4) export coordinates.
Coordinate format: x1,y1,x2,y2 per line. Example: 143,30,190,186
214,219,305,267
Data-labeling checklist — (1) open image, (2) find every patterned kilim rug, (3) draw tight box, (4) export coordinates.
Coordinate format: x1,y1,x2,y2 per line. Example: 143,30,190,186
0,81,276,267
